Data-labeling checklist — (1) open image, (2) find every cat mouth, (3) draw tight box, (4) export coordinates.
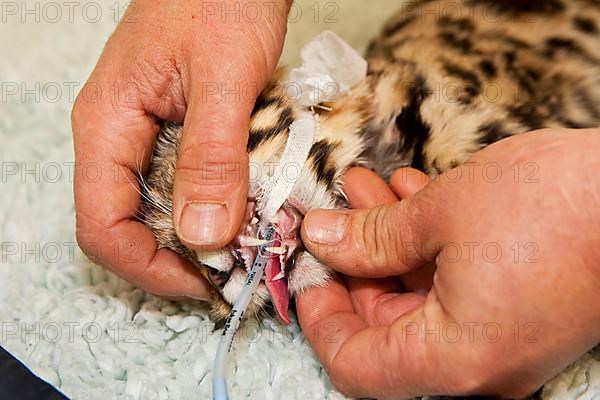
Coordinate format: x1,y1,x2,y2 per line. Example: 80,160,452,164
205,201,304,325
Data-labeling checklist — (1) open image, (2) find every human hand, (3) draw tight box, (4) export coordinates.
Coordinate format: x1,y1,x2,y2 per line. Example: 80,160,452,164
297,129,600,399
71,0,290,299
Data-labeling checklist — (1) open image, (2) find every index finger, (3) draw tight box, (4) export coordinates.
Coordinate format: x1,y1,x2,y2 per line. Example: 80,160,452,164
342,167,398,208
296,281,432,399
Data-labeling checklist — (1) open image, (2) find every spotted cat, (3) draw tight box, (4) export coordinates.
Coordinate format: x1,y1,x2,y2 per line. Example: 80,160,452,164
140,0,600,325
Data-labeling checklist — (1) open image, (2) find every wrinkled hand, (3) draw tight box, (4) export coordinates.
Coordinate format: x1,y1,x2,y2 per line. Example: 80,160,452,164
71,0,290,299
297,129,600,399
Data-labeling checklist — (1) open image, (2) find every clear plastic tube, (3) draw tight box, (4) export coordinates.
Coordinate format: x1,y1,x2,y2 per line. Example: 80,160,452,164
212,225,276,400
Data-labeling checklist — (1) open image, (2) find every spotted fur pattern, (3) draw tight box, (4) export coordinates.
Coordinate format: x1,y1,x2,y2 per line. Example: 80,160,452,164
141,74,373,320
365,0,600,177
140,0,600,327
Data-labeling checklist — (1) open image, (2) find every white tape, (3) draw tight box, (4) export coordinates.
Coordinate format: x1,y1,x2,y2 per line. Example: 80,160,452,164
259,111,318,222
258,31,367,224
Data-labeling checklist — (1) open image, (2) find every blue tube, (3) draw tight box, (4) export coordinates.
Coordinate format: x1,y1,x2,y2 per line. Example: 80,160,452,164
212,225,276,400
212,377,228,400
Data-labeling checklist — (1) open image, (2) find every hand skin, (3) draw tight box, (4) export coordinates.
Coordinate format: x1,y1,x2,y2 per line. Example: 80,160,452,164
297,129,600,399
71,0,290,300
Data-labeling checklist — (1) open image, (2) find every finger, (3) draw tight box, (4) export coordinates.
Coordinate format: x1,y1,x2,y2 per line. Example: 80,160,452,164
389,168,430,199
138,248,212,299
343,167,398,208
373,168,434,291
370,292,427,326
343,276,424,326
172,86,253,250
301,196,440,278
342,167,428,315
343,167,422,324
296,283,446,398
297,280,482,399
172,29,280,249
72,73,211,301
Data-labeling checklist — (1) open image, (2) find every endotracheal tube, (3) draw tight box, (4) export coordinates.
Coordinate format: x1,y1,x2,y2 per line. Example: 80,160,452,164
212,224,276,400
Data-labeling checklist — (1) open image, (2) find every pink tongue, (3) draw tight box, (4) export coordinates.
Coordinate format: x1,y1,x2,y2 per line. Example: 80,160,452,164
265,256,290,325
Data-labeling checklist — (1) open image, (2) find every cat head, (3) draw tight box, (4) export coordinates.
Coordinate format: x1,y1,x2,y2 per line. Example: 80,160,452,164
139,72,373,322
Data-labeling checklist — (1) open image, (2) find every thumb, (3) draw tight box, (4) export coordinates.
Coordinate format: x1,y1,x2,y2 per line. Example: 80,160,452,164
170,2,289,250
301,198,439,277
173,74,258,250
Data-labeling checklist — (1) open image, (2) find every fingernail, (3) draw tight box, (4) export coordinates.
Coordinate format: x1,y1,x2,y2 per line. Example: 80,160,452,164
304,210,348,244
179,202,229,245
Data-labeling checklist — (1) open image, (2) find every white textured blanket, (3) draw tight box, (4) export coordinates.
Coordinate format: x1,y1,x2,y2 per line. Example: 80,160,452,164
0,1,343,398
0,0,597,399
